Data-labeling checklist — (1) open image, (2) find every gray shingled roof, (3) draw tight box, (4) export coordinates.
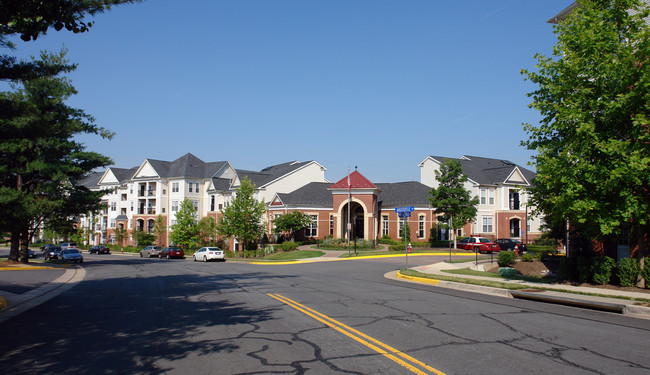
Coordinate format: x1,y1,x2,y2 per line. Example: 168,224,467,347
236,161,314,188
78,171,104,189
276,182,332,207
273,181,432,209
211,177,232,191
144,153,228,179
111,167,138,183
428,155,535,186
376,182,431,207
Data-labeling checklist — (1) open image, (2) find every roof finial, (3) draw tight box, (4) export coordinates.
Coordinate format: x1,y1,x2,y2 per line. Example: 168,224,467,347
355,165,358,171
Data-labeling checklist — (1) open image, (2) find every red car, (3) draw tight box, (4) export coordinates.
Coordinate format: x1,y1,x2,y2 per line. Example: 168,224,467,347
457,236,501,253
159,247,185,259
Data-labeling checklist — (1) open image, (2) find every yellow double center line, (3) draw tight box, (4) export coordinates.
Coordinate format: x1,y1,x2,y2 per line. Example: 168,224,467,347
268,293,446,375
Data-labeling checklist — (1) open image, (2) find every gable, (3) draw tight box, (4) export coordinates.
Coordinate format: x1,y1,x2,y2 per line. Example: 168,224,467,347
133,160,160,179
98,169,119,185
504,167,529,186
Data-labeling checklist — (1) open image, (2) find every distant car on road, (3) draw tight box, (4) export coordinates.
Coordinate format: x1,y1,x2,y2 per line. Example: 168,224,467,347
60,249,84,263
193,247,225,262
60,242,78,251
88,245,111,254
159,247,184,259
495,238,527,253
140,246,162,258
28,249,36,258
44,246,62,261
457,236,501,253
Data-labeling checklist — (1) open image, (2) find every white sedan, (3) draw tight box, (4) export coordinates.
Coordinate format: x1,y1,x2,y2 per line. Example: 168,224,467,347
193,247,225,262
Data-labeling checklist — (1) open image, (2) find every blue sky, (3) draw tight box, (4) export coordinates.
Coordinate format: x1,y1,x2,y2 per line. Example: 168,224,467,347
3,0,572,183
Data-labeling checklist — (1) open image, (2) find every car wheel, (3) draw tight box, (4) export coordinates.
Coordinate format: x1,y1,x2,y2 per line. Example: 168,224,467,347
474,246,480,253
140,253,143,257
167,254,171,259
203,256,207,262
193,256,197,262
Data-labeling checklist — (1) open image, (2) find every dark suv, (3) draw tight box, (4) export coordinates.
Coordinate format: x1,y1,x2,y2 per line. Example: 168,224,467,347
495,238,527,253
89,245,111,254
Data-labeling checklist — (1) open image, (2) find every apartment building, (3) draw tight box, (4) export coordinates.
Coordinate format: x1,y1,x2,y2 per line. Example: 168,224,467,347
419,155,543,242
78,153,328,248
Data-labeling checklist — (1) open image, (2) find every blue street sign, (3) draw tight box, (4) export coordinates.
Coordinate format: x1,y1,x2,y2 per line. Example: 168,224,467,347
395,206,414,213
398,212,411,218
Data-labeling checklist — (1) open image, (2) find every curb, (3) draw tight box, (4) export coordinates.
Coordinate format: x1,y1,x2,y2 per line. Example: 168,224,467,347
392,271,650,319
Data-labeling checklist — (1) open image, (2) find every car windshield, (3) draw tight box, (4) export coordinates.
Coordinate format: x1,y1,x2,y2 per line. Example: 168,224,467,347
479,238,491,243
166,248,180,251
207,247,221,251
51,247,61,251
63,249,79,254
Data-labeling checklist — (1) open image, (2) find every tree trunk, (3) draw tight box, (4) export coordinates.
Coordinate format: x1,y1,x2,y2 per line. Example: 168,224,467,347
9,231,19,262
635,222,649,288
20,227,29,264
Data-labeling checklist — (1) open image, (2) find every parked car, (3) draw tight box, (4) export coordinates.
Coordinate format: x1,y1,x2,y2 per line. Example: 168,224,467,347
159,247,185,259
140,246,162,258
28,249,36,258
495,238,527,253
193,247,225,262
88,245,111,254
44,246,62,260
457,236,501,253
60,249,84,263
60,242,78,250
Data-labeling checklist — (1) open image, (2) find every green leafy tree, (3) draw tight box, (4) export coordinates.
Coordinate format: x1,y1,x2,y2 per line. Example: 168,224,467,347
198,216,217,247
216,177,266,252
133,229,155,248
114,226,128,246
0,50,112,262
522,0,650,263
169,199,200,250
273,211,312,241
428,159,479,248
153,214,166,246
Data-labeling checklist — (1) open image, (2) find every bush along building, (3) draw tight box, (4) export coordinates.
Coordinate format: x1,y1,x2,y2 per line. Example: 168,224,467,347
77,153,541,250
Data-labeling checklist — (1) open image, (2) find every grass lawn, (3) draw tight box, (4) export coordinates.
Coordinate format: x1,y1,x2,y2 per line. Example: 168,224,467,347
261,250,324,261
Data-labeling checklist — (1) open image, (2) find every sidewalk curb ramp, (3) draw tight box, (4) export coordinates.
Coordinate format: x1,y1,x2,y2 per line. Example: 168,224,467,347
389,270,650,320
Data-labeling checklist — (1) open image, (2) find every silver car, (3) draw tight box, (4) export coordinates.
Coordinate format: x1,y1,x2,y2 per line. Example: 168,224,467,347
60,249,84,263
139,246,162,258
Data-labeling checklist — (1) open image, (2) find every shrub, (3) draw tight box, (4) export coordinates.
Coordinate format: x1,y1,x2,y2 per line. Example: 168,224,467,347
617,257,640,287
497,251,516,267
591,256,616,285
521,253,536,262
577,256,592,283
559,256,578,281
641,257,650,289
280,241,299,251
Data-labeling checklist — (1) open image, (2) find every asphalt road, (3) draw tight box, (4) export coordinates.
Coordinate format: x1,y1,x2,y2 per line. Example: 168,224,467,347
1,253,650,374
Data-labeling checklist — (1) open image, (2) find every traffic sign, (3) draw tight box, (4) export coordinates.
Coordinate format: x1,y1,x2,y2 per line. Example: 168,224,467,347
395,206,414,213
398,212,411,218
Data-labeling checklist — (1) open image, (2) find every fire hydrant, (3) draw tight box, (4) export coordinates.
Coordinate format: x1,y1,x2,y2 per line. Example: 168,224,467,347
408,243,412,253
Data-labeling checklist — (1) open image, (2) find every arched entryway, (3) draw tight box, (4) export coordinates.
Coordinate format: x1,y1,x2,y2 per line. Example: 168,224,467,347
341,201,366,240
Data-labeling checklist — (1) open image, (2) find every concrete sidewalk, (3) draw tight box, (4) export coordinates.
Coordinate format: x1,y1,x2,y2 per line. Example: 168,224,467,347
387,260,650,320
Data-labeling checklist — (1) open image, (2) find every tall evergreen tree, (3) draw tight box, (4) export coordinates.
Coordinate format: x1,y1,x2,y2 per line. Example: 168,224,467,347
427,159,479,248
216,177,266,252
1,0,139,80
522,0,650,261
0,50,113,262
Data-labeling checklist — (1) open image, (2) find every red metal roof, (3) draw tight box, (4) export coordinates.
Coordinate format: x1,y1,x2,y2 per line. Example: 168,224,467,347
328,171,379,190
